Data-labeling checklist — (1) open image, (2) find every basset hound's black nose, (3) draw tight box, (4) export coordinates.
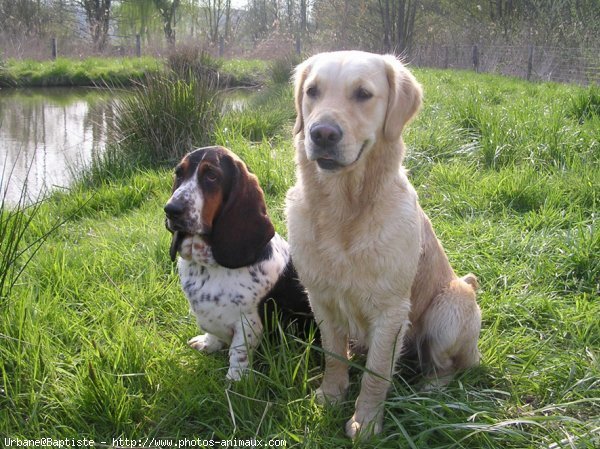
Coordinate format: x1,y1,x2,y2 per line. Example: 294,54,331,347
164,200,185,219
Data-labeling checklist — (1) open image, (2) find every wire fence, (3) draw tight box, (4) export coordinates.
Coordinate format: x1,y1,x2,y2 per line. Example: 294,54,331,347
409,44,600,85
4,31,599,87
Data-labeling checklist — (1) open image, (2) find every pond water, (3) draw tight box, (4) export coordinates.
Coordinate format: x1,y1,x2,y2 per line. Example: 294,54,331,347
0,87,123,204
0,87,251,205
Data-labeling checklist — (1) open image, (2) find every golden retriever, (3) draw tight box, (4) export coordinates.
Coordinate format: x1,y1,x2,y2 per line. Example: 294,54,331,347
285,51,481,438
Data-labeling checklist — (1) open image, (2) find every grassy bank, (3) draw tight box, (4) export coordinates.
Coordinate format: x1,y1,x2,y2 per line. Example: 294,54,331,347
0,57,161,87
1,68,598,448
0,56,269,88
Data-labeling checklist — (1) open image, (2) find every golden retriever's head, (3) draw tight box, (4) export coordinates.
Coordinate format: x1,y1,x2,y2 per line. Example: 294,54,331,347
293,51,422,172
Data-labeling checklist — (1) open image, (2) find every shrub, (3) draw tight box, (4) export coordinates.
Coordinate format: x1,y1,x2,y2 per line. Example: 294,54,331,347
110,68,222,168
167,45,222,84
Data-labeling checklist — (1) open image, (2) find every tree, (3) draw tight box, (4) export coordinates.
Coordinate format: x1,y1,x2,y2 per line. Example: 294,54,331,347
116,0,158,45
377,0,418,55
243,0,273,41
76,0,112,51
203,0,232,45
153,0,180,45
0,0,52,36
312,0,377,51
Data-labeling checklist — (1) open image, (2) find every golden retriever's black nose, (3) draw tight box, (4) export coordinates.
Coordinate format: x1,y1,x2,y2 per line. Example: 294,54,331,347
164,201,184,219
310,123,343,147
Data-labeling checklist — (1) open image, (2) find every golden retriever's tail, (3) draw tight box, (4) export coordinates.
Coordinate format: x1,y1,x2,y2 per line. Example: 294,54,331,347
461,273,479,291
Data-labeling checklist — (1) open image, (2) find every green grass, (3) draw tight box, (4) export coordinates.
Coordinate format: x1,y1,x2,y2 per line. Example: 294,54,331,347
1,67,598,448
0,57,162,87
0,56,270,88
220,59,270,86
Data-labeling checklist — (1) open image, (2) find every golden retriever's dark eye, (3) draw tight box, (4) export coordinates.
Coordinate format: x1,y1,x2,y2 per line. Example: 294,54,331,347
306,85,319,99
354,87,373,101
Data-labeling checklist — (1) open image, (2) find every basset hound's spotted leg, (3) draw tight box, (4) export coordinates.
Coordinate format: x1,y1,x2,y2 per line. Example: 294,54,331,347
226,313,263,381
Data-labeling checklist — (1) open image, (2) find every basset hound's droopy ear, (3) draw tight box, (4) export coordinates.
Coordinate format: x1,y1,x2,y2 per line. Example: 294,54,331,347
292,57,313,136
210,153,275,269
382,55,423,143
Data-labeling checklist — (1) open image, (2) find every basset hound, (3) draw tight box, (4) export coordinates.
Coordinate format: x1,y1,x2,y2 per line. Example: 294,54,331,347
165,146,312,381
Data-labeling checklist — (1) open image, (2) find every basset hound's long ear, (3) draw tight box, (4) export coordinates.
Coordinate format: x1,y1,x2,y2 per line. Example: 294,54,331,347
293,57,313,136
382,55,423,143
210,153,275,269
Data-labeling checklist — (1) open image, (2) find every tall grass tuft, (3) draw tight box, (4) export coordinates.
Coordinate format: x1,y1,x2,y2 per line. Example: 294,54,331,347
0,158,67,305
220,83,295,142
74,50,224,186
568,84,600,123
110,68,222,168
0,56,16,87
167,45,222,83
269,54,302,85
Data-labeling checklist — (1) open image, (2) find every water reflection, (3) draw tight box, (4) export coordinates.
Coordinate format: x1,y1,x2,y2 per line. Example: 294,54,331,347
221,87,253,113
0,88,122,204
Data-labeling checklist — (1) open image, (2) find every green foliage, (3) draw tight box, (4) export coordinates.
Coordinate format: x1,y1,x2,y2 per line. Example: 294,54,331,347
1,68,599,447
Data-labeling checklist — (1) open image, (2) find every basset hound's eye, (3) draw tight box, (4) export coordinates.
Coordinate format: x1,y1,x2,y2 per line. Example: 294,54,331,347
199,165,221,188
174,165,184,181
203,169,218,183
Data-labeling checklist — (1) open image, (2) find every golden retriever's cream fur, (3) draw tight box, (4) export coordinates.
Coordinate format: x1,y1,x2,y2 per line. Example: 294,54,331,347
286,51,481,438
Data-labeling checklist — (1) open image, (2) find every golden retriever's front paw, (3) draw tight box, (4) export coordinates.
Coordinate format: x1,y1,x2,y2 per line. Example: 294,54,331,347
314,384,347,405
345,411,383,439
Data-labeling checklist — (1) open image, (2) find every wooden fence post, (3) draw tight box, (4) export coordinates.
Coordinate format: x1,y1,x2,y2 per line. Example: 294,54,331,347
526,45,534,80
136,34,141,57
472,45,479,72
443,46,449,69
51,38,57,60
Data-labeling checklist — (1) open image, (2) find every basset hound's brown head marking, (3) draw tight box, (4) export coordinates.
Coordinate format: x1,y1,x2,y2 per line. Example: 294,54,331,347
165,146,275,269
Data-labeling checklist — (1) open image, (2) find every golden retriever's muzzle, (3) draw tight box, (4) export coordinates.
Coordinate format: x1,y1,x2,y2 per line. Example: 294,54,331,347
307,122,346,170
307,122,370,171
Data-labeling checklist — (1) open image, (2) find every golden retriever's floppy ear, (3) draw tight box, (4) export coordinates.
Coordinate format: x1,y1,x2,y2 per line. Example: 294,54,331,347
293,58,312,135
210,153,275,269
383,55,423,142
